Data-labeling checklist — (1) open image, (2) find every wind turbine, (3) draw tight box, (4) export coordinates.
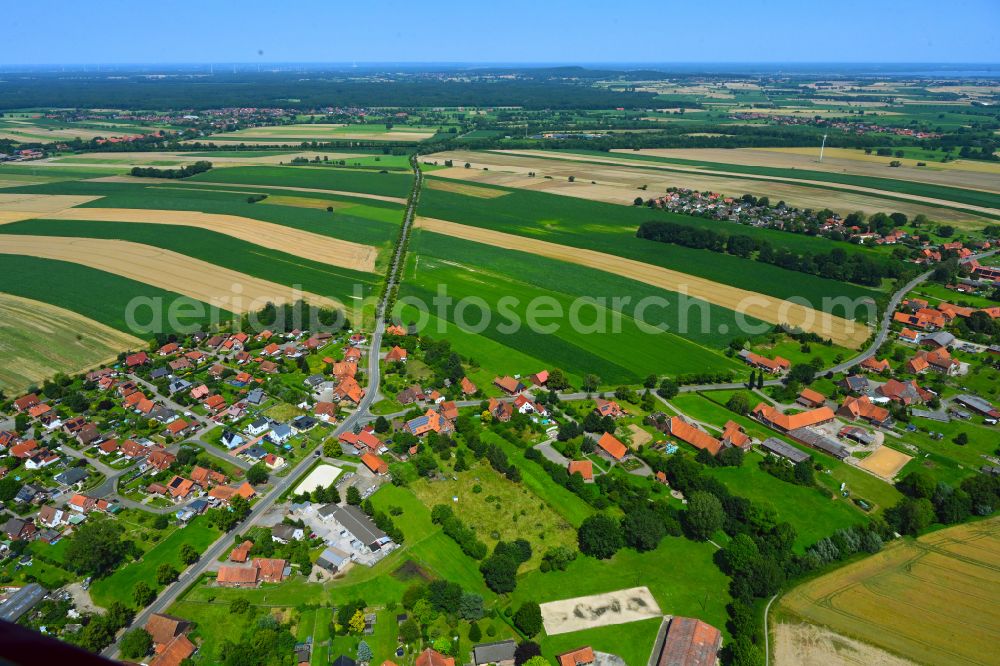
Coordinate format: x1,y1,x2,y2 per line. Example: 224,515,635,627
819,133,828,162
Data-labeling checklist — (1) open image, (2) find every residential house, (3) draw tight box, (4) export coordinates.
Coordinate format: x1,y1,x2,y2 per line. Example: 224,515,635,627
397,385,425,405
595,432,628,461
332,377,364,404
314,402,338,422
147,449,177,472
899,328,920,344
2,518,36,541
655,617,722,666
404,409,453,436
838,396,892,427
796,388,826,408
593,398,625,418
361,452,389,476
751,403,835,432
460,377,478,396
340,429,385,455
492,376,524,395
528,370,549,386
166,476,196,500
720,420,751,451
125,351,149,368
246,418,271,437
190,465,226,488
415,648,455,666
54,467,88,486
838,375,870,394
37,505,66,529
860,357,891,373
665,416,721,456
271,524,304,544
165,418,192,438
738,350,790,374
878,379,932,405
567,460,594,482
269,423,293,445
230,540,253,563
909,348,960,375
556,647,595,666
253,557,288,583
12,394,41,413
385,346,408,363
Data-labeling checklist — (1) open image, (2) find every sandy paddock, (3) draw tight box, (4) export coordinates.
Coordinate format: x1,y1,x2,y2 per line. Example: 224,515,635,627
294,464,343,495
857,446,912,480
44,207,378,273
774,623,916,666
540,586,662,635
627,424,652,447
0,235,341,312
416,216,870,349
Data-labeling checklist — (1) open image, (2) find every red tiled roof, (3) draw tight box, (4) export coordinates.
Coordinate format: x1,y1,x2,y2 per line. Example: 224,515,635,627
596,432,628,460
667,416,721,456
567,460,594,481
752,403,835,431
557,646,595,666
415,649,455,666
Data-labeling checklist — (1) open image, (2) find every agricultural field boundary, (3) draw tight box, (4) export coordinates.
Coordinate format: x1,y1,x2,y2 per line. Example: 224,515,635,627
415,216,870,348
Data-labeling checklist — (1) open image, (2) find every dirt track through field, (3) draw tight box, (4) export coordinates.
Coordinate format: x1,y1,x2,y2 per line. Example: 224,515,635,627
416,216,870,348
0,293,143,394
0,235,342,312
41,207,378,272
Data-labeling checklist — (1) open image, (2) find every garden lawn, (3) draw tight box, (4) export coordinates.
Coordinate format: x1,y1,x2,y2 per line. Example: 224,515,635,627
90,516,221,608
410,460,578,571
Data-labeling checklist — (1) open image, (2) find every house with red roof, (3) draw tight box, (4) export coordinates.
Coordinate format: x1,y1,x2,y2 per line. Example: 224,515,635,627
596,432,628,461
126,352,150,368
739,351,790,374
416,648,455,666
492,376,524,395
385,345,408,363
860,357,891,373
567,460,594,482
796,388,826,409
556,647,595,666
460,377,478,395
593,398,625,418
665,416,722,456
751,403,836,432
361,452,389,475
12,394,40,413
838,396,891,427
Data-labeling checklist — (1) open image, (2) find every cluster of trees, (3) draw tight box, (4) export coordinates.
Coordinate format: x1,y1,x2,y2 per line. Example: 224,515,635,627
207,494,251,531
130,160,212,179
637,220,901,287
397,579,486,657
361,497,405,544
65,521,133,577
886,470,1000,535
247,300,348,336
76,602,134,654
216,611,296,666
432,504,488,559
480,539,532,594
759,454,818,488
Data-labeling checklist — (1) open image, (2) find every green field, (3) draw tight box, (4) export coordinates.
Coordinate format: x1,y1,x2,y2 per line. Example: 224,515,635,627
401,229,745,384
417,182,882,314
188,165,414,198
0,255,227,334
90,516,221,608
0,218,380,301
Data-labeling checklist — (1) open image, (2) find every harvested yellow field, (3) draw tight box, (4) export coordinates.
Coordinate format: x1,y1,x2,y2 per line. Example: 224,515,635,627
0,236,341,312
424,178,510,198
44,207,378,272
778,518,1000,666
0,193,103,212
428,150,990,227
774,623,916,666
0,293,142,394
416,216,869,349
856,446,912,481
628,147,1000,192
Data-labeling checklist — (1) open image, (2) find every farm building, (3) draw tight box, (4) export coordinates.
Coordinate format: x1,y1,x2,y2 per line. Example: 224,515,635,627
655,616,722,666
954,394,1000,419
760,437,810,464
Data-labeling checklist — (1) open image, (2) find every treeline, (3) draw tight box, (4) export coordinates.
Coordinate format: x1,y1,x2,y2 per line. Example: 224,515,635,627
130,160,212,179
637,220,901,287
361,498,404,544
0,74,656,110
887,470,1000,535
432,504,487,559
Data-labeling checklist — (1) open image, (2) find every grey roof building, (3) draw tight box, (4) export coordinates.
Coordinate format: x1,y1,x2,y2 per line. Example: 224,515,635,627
0,583,46,622
760,437,811,464
473,639,517,666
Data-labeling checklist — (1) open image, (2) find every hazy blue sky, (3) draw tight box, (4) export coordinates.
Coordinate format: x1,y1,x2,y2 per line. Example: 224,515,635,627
3,0,998,65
